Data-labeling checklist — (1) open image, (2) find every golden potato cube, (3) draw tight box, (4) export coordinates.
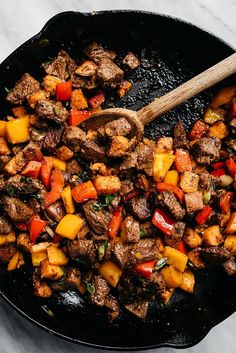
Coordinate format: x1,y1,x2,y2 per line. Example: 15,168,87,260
6,116,29,144
56,214,84,240
225,212,236,234
203,106,224,124
93,175,121,195
0,231,16,246
179,269,195,293
43,75,62,95
224,235,236,255
180,172,199,193
203,225,223,246
40,259,64,280
164,246,188,272
47,245,69,266
7,251,24,271
56,146,74,161
99,261,122,287
161,288,174,305
0,137,10,155
161,266,183,288
208,121,228,139
31,250,48,267
153,153,175,182
70,89,88,109
183,228,202,248
28,90,48,108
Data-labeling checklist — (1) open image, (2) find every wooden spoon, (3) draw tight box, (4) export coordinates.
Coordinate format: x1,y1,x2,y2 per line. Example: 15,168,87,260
80,53,236,139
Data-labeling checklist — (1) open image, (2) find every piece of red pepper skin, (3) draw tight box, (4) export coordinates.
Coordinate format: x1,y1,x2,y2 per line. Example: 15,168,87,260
106,206,123,239
177,241,188,255
124,190,141,202
134,260,156,279
30,216,47,242
211,161,225,170
55,81,72,101
210,169,226,177
195,205,212,225
225,157,236,178
157,182,184,202
220,191,234,214
152,208,175,235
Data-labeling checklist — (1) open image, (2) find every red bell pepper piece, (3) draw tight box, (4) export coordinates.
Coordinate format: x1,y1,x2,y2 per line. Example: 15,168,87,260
188,120,208,140
174,149,192,172
55,81,72,101
42,168,64,209
72,181,98,203
157,182,184,202
195,205,212,225
211,161,225,170
15,222,28,231
40,157,54,189
225,157,236,178
30,215,47,242
220,191,234,214
152,208,175,235
106,206,123,239
68,109,92,126
177,241,188,255
21,161,42,178
124,190,141,202
88,92,105,109
134,260,156,279
210,169,226,177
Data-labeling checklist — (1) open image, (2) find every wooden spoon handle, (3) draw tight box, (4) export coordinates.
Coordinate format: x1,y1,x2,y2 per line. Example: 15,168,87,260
137,52,236,126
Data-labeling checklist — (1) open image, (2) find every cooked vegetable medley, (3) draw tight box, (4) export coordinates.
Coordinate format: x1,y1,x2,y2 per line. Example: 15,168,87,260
1,42,236,321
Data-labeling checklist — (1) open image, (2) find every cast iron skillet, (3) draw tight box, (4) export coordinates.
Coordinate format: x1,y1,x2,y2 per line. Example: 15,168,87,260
0,10,235,351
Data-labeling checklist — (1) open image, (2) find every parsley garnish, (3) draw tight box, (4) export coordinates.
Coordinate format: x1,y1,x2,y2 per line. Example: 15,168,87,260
98,242,108,261
6,184,14,197
93,194,116,211
39,38,50,47
140,228,148,238
86,283,95,295
4,87,10,93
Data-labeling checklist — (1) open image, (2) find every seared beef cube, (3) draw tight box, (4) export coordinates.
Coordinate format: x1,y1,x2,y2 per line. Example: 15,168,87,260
226,139,236,152
192,137,221,165
111,241,129,268
6,175,46,200
229,118,236,136
0,216,12,234
128,239,159,266
119,179,134,196
97,59,124,88
149,272,166,295
4,152,26,175
44,201,65,222
173,122,189,149
199,171,220,191
188,247,205,269
44,50,77,80
125,301,149,319
97,117,132,138
0,244,16,262
66,159,81,175
42,127,63,153
23,141,43,161
2,196,34,222
83,200,112,234
90,275,110,307
0,175,6,191
104,295,120,321
185,191,204,213
223,257,236,276
62,126,86,152
122,52,140,70
200,246,230,266
17,233,32,252
164,222,186,248
156,137,173,153
6,73,40,104
158,191,185,220
121,216,140,243
130,196,151,221
71,73,98,90
0,155,11,171
36,100,68,124
80,139,107,163
84,42,116,64
65,268,81,290
33,273,52,298
68,239,97,264
75,60,97,77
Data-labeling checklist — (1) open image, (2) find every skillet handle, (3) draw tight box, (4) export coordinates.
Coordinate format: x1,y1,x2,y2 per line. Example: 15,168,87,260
137,52,236,125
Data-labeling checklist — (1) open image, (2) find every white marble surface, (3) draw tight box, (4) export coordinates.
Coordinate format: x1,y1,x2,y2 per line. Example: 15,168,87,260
0,0,235,352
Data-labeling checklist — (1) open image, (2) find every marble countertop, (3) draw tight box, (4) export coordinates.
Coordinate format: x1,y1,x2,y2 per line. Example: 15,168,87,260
0,1,235,352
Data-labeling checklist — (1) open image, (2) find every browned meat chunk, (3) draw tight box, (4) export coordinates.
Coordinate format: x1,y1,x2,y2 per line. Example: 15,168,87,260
42,127,64,153
223,257,236,276
44,201,65,222
6,73,40,105
104,295,120,321
44,50,77,80
111,241,129,268
192,137,221,165
130,196,151,221
149,272,166,295
185,191,204,213
80,139,107,163
188,247,205,269
173,122,189,149
0,216,12,234
71,73,98,90
0,244,16,262
62,126,86,152
121,215,140,243
33,273,52,298
229,118,236,135
83,200,112,234
84,42,116,64
165,221,186,248
128,239,159,266
97,59,124,88
66,159,81,175
0,155,11,172
125,301,149,319
22,141,43,162
6,175,46,200
200,246,230,266
36,100,68,124
158,191,186,220
198,171,220,191
68,239,96,264
89,275,110,307
65,268,81,290
2,196,34,222
122,52,140,70
0,175,6,191
119,179,134,196
17,233,32,252
75,60,97,77
97,117,132,138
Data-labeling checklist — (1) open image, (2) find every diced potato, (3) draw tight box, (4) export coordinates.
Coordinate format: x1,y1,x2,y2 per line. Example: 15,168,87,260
164,170,179,185
99,261,122,287
203,106,225,125
224,235,236,255
0,137,10,155
225,212,236,234
43,75,62,95
6,116,29,144
208,121,228,139
90,162,108,176
211,85,236,109
183,228,202,248
12,106,27,118
31,250,48,267
93,175,121,195
0,231,16,246
0,120,6,137
56,146,74,161
153,153,175,182
161,265,183,288
61,186,75,214
53,157,66,171
179,172,199,193
188,249,205,269
161,288,174,304
70,89,88,109
7,251,24,271
31,242,51,253
203,225,223,246
40,259,64,280
56,214,84,240
179,269,195,293
47,245,68,266
156,137,173,153
164,246,188,272
107,136,132,157
28,90,48,108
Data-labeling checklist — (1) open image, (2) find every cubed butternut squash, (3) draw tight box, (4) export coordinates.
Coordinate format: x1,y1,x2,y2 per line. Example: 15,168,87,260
164,170,179,185
6,116,29,144
0,231,16,246
179,172,199,193
153,153,175,182
31,250,48,267
7,251,24,271
179,269,195,293
208,121,228,139
225,212,236,234
0,120,6,137
161,265,183,288
61,186,75,214
93,175,121,195
70,89,88,109
40,259,64,280
53,157,66,171
203,225,223,246
224,235,236,255
47,245,68,266
99,261,122,287
55,214,84,240
164,246,188,272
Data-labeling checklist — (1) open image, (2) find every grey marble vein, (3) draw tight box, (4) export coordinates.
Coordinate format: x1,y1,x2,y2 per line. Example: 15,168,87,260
0,0,236,352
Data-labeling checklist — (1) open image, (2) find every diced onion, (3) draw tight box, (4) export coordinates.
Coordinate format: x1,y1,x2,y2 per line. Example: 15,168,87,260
220,175,233,187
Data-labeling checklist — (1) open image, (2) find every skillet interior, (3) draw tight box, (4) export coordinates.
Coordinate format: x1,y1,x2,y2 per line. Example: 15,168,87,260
0,10,235,350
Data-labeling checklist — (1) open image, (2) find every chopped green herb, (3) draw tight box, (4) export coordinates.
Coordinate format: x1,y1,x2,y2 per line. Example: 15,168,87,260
154,257,168,271
86,283,95,295
53,106,60,116
98,242,108,261
93,194,116,211
39,38,50,47
4,86,10,93
41,305,54,317
203,190,211,205
140,229,148,238
6,184,14,197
